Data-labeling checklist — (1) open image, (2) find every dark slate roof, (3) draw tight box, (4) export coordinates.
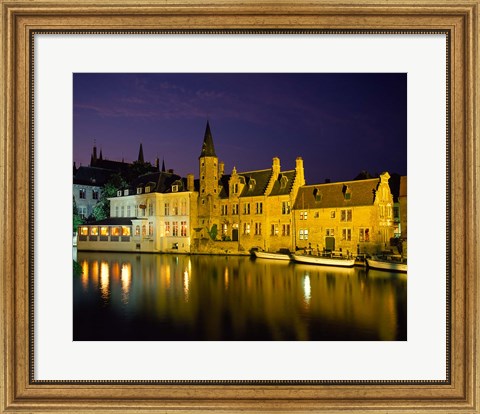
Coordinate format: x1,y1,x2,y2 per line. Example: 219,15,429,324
239,169,272,197
91,158,131,172
84,218,138,226
293,178,380,209
128,171,184,194
199,121,217,158
73,166,115,186
218,174,231,199
269,170,296,196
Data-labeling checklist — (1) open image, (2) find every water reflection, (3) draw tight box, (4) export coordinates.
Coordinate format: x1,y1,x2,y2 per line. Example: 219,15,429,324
73,252,407,341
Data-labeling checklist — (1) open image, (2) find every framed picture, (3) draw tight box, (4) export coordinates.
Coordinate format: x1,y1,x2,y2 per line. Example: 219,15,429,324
1,0,478,412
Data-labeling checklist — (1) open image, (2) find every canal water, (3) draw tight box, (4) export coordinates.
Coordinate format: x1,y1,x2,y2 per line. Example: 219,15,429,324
73,251,407,341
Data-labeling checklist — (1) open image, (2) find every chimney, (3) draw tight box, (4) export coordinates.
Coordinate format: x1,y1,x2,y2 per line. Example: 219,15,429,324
272,157,281,176
187,174,195,192
295,157,305,186
168,168,174,174
219,161,225,178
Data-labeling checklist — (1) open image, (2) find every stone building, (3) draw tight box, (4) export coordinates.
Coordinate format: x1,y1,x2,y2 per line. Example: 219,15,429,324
292,173,395,256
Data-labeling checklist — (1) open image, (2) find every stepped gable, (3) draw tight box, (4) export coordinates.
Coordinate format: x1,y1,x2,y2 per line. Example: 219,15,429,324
294,178,380,209
269,170,296,196
238,169,273,197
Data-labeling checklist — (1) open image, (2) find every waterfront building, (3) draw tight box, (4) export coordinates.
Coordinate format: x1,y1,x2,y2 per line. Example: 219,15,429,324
195,122,305,253
78,170,198,253
292,173,395,255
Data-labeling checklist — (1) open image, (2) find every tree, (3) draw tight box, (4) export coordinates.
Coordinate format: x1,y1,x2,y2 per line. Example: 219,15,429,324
92,175,127,221
73,196,83,233
206,224,218,241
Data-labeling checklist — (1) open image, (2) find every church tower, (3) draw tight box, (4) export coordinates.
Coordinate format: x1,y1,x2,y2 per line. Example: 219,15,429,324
198,121,220,232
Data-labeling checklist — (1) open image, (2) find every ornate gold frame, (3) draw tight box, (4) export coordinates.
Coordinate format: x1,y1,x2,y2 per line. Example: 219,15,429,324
1,1,478,412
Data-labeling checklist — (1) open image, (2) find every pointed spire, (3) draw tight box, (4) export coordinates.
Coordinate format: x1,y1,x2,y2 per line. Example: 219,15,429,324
199,120,217,158
99,148,103,160
161,158,166,172
138,143,144,163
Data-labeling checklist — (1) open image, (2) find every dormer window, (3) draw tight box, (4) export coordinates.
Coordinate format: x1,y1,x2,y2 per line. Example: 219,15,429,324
137,187,142,194
145,186,151,193
280,175,288,189
249,178,256,190
172,185,179,193
124,189,129,196
342,184,351,200
117,190,122,197
232,183,238,194
313,188,322,202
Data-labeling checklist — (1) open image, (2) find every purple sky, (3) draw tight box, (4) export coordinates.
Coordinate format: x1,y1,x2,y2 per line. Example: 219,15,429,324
73,73,407,183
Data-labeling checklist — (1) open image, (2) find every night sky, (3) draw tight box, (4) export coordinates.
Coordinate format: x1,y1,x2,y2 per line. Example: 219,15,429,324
73,73,406,183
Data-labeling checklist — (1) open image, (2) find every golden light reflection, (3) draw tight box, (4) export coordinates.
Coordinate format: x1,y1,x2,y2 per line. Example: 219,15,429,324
91,260,99,285
224,267,229,290
183,269,190,302
100,261,110,300
121,262,132,298
303,274,311,306
81,260,89,290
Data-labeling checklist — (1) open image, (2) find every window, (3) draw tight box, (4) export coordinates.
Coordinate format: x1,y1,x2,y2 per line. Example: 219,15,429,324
134,205,138,217
142,225,146,236
255,223,262,235
164,202,170,216
122,226,131,236
180,200,187,215
342,228,352,241
100,226,109,236
148,203,153,216
78,206,87,219
165,221,171,236
181,221,187,237
137,187,142,194
393,206,400,218
148,222,153,236
172,221,179,236
255,202,263,214
282,224,290,236
341,209,352,222
115,206,119,217
221,205,228,215
326,228,335,236
126,206,131,217
243,223,250,235
111,227,121,236
331,211,336,218
173,202,178,215
232,204,238,215
282,201,291,215
172,185,178,192
135,225,140,236
243,203,250,215
124,189,129,196
300,211,308,220
117,190,122,197
90,227,98,236
121,206,124,217
92,189,99,200
271,224,278,236
222,223,227,236
344,192,351,200
145,186,151,193
79,189,86,199
233,183,239,194
359,228,370,242
299,229,308,240
80,227,89,236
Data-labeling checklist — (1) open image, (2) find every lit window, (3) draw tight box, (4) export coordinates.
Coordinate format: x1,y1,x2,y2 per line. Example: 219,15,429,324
255,223,262,235
80,227,88,236
145,186,151,193
341,209,352,222
173,222,179,236
135,225,140,236
300,211,308,220
326,228,335,237
148,222,153,236
243,223,250,235
172,185,178,192
282,224,290,236
137,187,142,194
342,228,352,241
282,201,290,215
111,227,121,236
90,227,98,236
359,228,370,242
100,227,109,236
271,224,279,236
181,221,187,237
331,211,335,218
122,226,131,236
173,202,178,215
299,229,308,240
142,225,146,236
165,221,170,236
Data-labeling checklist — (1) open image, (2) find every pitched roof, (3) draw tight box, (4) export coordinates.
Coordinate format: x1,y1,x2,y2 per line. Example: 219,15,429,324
293,178,380,209
269,170,296,196
130,171,184,194
199,121,217,158
73,166,115,186
218,174,231,199
239,169,273,197
83,218,138,226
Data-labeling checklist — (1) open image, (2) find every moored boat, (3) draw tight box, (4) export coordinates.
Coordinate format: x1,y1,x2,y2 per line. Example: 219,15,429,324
253,250,292,261
292,254,355,268
366,256,407,273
